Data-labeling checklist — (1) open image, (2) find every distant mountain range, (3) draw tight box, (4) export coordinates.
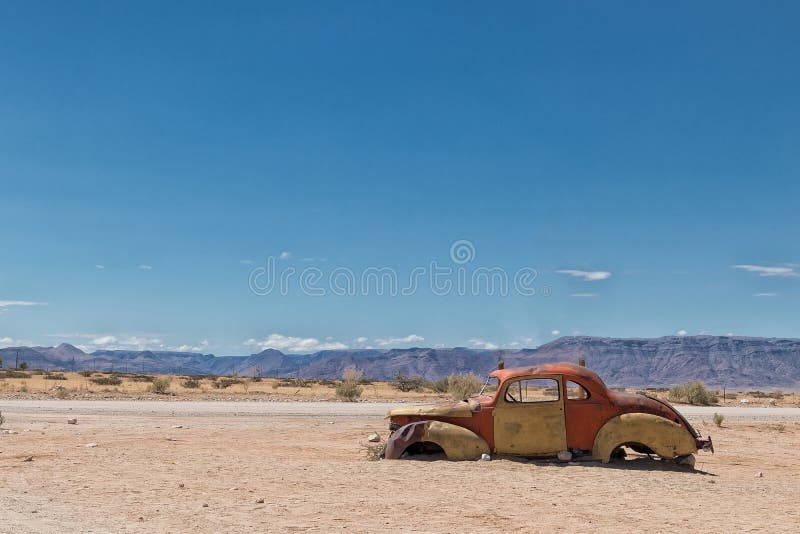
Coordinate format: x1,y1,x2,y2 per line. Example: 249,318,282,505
1,335,799,389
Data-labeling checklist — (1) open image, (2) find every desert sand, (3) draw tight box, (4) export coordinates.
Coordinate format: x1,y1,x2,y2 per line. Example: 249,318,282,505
1,402,798,533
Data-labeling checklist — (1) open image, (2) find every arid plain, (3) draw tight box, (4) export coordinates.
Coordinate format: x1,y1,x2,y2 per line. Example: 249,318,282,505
1,373,799,533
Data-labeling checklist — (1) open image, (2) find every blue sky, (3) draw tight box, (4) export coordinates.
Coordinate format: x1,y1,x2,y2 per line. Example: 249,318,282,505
1,2,799,355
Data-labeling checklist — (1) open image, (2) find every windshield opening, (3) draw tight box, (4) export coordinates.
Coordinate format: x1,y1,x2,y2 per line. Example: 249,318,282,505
478,376,500,397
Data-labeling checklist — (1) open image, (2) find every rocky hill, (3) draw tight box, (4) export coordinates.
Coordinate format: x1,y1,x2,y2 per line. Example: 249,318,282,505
1,336,799,389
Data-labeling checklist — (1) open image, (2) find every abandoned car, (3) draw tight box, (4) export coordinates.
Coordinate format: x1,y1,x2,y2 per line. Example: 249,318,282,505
385,362,713,465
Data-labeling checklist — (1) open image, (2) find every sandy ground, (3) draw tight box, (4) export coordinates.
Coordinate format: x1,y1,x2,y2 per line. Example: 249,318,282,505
1,404,798,533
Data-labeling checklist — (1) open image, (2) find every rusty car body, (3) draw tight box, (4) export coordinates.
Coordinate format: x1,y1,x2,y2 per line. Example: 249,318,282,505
385,362,713,465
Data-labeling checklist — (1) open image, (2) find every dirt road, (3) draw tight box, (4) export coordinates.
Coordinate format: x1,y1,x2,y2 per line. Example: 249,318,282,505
1,399,799,421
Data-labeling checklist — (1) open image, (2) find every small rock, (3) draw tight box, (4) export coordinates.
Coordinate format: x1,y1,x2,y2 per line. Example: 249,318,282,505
229,486,239,491
256,497,265,504
178,483,185,488
367,433,380,443
165,437,177,442
138,517,144,522
85,443,98,448
22,456,33,462
171,425,183,429
480,453,491,461
202,503,209,508
23,429,31,433
557,450,573,462
327,421,334,424
756,471,763,478
67,418,77,425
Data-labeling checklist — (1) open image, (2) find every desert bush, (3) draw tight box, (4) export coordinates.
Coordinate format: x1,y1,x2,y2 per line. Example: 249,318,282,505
19,362,29,370
79,370,94,377
335,367,363,401
428,377,450,393
1,371,31,379
668,381,718,405
128,374,155,383
55,387,68,399
44,373,67,380
20,382,28,393
149,378,172,394
447,373,482,400
393,373,425,393
30,369,45,375
212,377,242,389
251,376,262,382
91,376,122,386
0,411,4,427
713,412,724,427
277,378,311,388
181,378,201,389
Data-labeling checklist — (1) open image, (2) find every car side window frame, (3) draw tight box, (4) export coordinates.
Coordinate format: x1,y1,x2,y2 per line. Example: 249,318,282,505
565,379,591,401
501,376,562,404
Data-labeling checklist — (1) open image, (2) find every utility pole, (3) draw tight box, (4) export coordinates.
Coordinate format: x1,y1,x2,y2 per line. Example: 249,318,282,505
16,350,19,369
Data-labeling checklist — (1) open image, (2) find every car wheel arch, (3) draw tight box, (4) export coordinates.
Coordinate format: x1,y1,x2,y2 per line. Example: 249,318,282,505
592,412,698,463
385,420,490,461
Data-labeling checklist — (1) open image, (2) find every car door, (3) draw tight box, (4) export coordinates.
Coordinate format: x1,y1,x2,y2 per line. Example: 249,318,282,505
493,375,567,456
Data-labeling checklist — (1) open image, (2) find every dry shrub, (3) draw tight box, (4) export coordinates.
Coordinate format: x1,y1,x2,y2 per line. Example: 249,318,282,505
447,373,482,400
181,378,201,389
393,373,425,393
335,367,363,401
713,412,724,427
149,378,172,394
91,376,122,386
668,381,718,405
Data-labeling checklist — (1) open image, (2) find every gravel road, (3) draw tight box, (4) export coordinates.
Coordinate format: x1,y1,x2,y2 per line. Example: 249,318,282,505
1,399,799,421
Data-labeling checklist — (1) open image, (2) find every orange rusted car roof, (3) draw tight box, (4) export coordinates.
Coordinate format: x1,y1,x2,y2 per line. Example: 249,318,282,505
490,362,605,386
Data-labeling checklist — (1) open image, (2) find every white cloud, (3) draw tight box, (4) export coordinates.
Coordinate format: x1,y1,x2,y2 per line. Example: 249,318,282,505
239,259,254,265
279,251,292,260
556,270,612,281
139,264,153,270
95,264,105,270
0,300,47,308
374,334,424,346
676,329,688,336
726,332,734,337
0,336,18,347
731,264,798,278
243,333,347,353
175,340,210,352
753,292,778,297
551,330,560,336
469,338,498,350
92,335,118,346
571,293,597,298
354,336,369,343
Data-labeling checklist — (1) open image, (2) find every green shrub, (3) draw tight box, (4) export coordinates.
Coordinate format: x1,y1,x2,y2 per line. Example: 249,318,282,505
91,376,123,386
393,373,425,393
713,412,724,427
446,373,482,400
181,378,201,389
668,381,718,405
335,367,363,401
149,378,172,394
1,371,31,379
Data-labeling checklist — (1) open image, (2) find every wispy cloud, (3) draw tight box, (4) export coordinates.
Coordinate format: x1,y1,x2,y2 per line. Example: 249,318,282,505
243,333,347,353
279,251,292,260
676,329,688,336
571,293,597,298
0,300,47,308
731,264,798,278
468,338,498,350
374,334,424,346
753,292,778,297
551,330,560,336
95,264,105,270
139,264,153,270
556,269,612,281
175,340,210,352
354,336,369,343
239,259,254,265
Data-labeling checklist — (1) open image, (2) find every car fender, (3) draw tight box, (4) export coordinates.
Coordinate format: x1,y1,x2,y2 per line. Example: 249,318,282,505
592,413,698,463
385,420,490,461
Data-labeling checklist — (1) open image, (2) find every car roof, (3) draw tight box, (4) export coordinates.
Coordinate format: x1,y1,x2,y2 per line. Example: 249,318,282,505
490,362,605,386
